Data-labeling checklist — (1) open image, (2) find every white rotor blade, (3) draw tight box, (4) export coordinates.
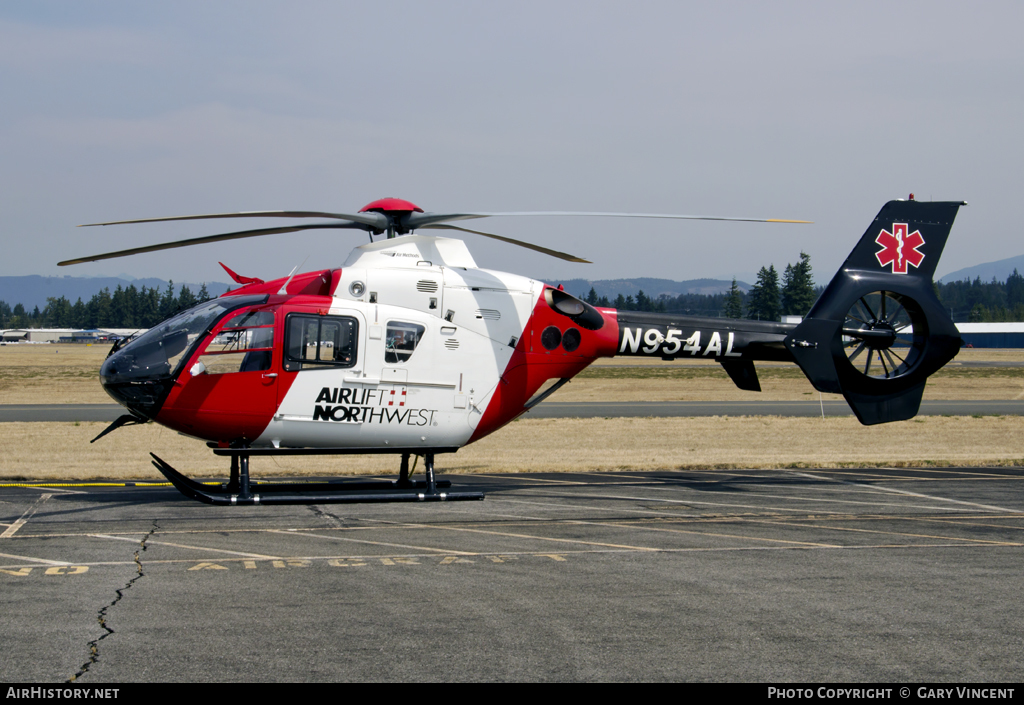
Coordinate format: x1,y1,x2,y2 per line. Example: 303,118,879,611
408,211,812,228
419,224,591,263
81,210,388,230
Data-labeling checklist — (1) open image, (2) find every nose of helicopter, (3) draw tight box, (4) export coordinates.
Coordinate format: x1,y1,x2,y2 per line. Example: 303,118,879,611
99,351,176,420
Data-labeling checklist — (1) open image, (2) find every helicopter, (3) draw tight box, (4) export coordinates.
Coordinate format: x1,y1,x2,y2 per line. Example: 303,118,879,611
59,196,965,506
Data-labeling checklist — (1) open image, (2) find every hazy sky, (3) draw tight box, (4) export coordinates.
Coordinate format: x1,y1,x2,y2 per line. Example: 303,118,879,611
1,2,1021,286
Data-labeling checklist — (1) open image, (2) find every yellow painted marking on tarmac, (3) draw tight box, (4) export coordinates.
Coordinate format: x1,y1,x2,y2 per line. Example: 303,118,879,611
0,482,171,488
509,487,819,515
90,534,282,560
540,554,567,561
622,476,995,514
494,497,707,518
896,516,1024,533
574,519,840,548
790,471,1019,513
2,493,52,538
641,481,979,512
791,467,1024,482
366,518,662,552
272,560,309,568
4,541,1016,574
0,522,23,538
0,551,70,566
742,518,1023,546
243,560,257,569
473,475,591,486
439,556,474,564
45,566,88,575
703,489,983,513
188,562,227,570
328,558,367,567
267,529,477,556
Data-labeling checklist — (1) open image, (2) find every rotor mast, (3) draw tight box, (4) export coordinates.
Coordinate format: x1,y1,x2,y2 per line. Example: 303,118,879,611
358,197,425,239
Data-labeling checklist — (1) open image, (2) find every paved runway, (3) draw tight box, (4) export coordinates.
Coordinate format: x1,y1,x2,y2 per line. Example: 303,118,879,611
3,399,1022,423
2,467,1022,682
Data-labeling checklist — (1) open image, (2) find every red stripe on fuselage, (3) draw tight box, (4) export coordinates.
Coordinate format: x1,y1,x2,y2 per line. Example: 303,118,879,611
156,297,321,444
468,293,619,443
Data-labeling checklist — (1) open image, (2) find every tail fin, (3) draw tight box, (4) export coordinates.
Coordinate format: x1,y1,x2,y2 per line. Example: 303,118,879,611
786,199,966,424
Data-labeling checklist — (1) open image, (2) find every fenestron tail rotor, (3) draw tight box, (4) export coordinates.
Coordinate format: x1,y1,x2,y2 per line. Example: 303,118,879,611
61,197,810,267
841,290,925,380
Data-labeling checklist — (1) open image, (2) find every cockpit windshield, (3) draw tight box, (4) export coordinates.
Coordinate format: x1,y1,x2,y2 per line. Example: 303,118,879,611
101,295,268,384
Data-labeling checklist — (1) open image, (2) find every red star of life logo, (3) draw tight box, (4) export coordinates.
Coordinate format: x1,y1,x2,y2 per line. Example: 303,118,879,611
875,223,925,274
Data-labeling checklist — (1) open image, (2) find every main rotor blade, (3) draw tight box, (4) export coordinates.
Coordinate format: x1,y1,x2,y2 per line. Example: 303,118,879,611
407,211,812,228
81,210,388,230
419,224,591,263
58,222,359,266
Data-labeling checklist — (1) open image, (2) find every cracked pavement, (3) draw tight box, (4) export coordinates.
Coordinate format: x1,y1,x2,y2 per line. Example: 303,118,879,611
68,525,155,683
2,469,1024,682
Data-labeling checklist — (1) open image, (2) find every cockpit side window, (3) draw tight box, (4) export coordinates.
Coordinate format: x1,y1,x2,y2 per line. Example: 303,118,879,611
283,314,358,371
195,307,276,374
385,321,426,363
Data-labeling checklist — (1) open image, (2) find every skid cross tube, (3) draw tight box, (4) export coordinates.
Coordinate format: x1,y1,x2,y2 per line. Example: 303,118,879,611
150,448,483,505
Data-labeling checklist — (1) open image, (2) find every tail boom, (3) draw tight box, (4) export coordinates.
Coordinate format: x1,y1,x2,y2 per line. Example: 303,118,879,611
610,199,966,424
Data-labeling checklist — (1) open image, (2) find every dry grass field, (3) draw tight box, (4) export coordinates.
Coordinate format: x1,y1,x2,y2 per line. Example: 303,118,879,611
1,343,1022,480
2,343,1023,404
4,415,1024,482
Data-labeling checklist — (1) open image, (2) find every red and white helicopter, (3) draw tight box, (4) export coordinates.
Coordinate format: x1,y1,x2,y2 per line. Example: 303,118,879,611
60,196,965,505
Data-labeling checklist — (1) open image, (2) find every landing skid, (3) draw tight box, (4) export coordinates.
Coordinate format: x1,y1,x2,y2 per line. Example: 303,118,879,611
150,448,484,505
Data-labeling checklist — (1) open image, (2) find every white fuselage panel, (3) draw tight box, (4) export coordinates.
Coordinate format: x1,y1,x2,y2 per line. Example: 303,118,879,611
256,247,542,450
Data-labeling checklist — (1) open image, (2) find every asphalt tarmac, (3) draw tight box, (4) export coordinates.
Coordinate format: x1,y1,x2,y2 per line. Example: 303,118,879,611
3,399,1024,423
2,467,1022,682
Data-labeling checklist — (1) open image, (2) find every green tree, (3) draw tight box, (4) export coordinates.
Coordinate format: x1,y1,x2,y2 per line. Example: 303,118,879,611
635,290,650,311
12,303,26,328
110,285,130,327
746,265,780,321
723,278,743,319
781,252,815,316
159,280,177,319
137,286,161,327
177,285,198,311
86,288,112,328
44,296,72,328
71,298,86,327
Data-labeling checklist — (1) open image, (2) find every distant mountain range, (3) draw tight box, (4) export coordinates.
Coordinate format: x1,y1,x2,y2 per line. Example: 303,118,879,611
551,277,750,301
0,274,748,311
939,255,1024,284
18,263,1024,312
0,276,233,311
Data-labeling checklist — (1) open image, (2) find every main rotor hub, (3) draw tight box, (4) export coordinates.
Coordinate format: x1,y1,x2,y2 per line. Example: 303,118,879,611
359,198,424,238
359,198,423,214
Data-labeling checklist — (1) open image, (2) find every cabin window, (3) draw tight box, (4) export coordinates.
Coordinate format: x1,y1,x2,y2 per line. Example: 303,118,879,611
196,308,275,374
385,321,425,363
284,314,358,371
